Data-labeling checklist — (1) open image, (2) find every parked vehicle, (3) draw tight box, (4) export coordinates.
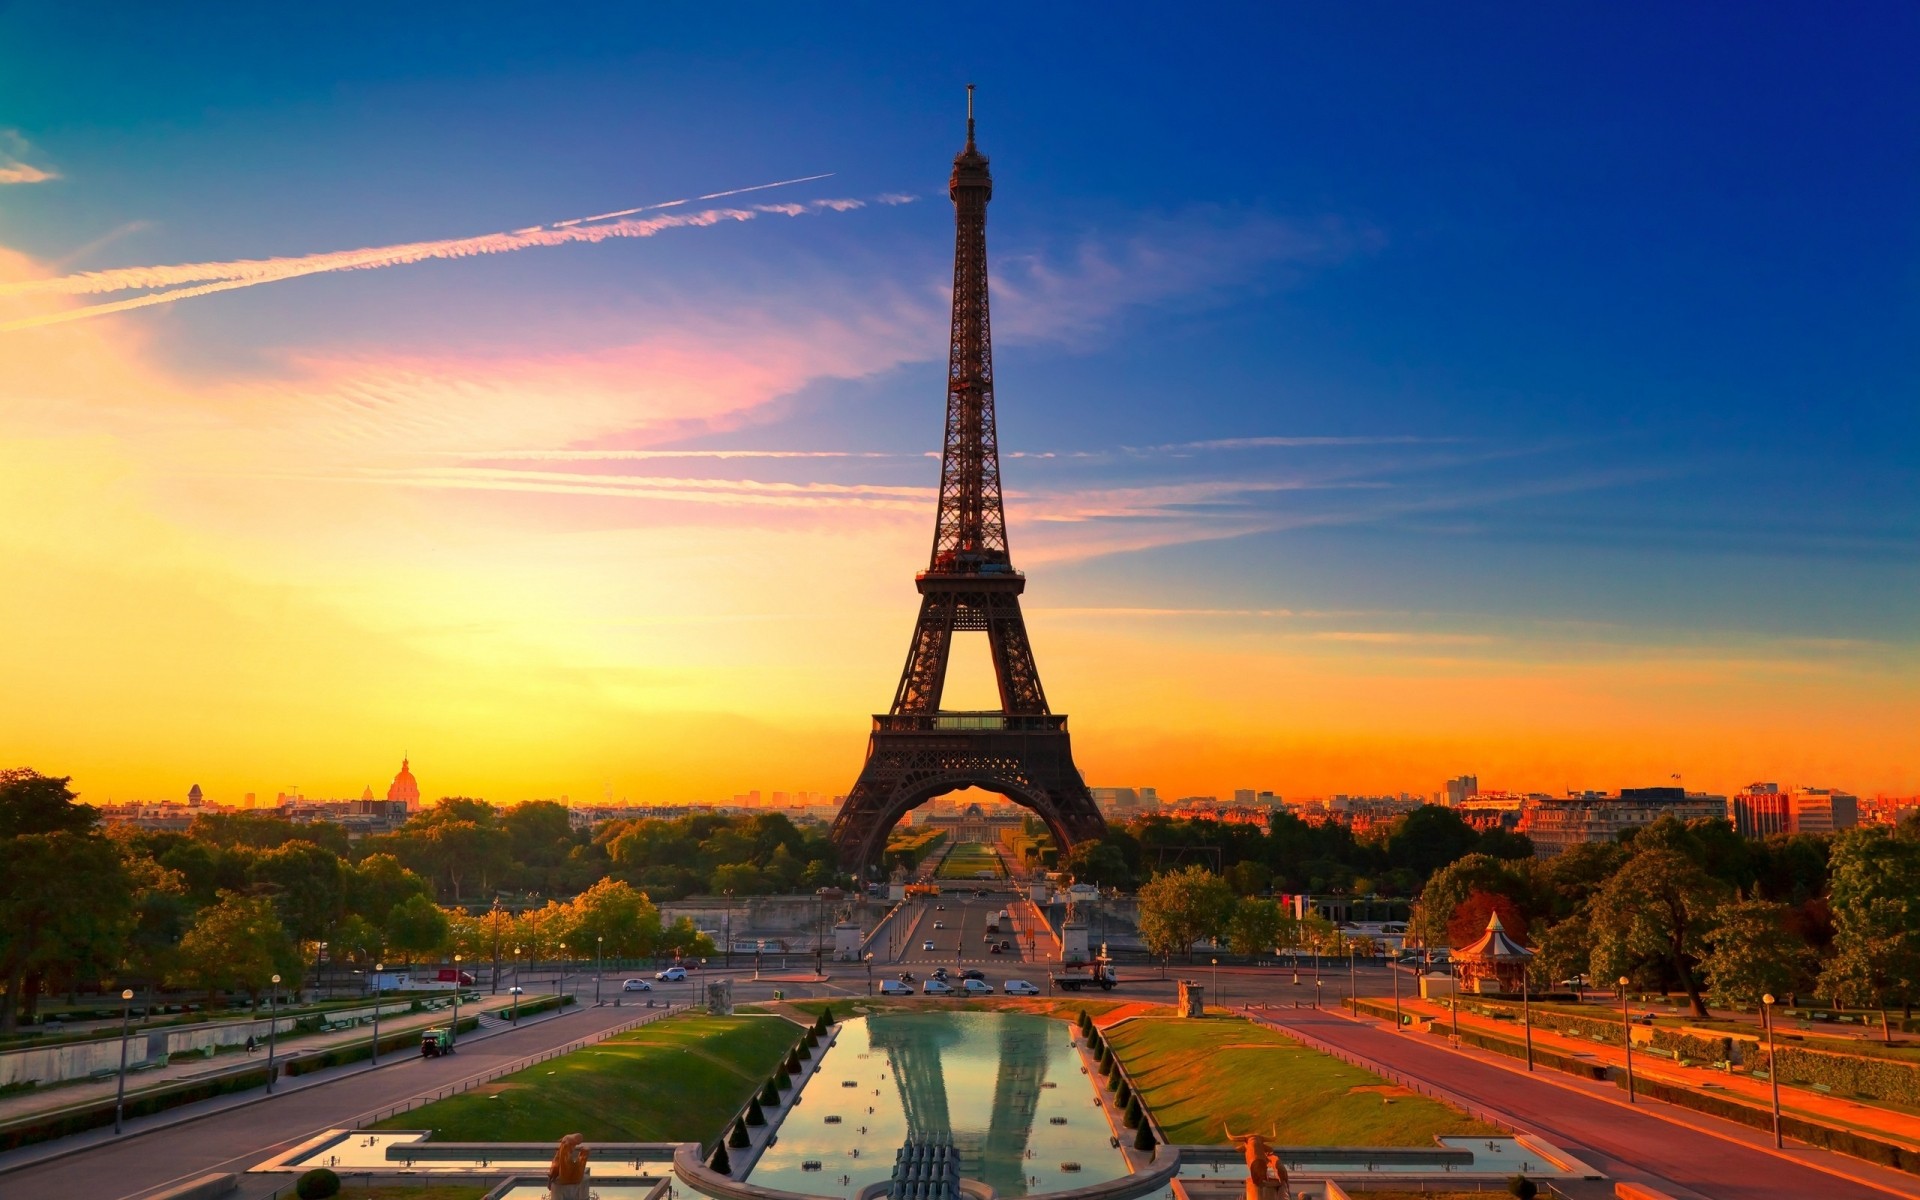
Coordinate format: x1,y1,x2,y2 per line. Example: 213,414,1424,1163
1003,980,1040,996
880,980,914,996
961,979,993,995
924,979,955,995
622,978,652,992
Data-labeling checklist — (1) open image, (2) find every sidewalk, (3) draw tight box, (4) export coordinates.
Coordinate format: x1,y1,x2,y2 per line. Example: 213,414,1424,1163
1377,990,1920,1151
0,992,523,1128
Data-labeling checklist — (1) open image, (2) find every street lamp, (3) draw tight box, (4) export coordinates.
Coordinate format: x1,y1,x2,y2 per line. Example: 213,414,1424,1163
371,963,386,1065
1391,952,1402,1031
1521,964,1534,1072
1211,958,1219,1013
1619,976,1635,1104
451,955,462,1047
113,988,134,1134
1763,994,1783,1146
1348,946,1357,1008
865,952,874,995
267,974,281,1092
1314,978,1322,1010
510,984,523,1023
595,936,604,1007
723,889,734,970
1449,961,1461,1044
489,898,503,995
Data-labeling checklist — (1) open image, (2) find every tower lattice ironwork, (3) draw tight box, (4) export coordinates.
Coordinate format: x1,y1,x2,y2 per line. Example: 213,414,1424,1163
829,88,1107,873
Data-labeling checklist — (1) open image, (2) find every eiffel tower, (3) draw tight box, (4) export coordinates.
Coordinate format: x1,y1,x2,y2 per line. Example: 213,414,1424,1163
828,88,1107,874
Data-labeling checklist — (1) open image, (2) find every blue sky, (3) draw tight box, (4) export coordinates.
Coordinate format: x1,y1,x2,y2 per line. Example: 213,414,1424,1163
1,4,1915,799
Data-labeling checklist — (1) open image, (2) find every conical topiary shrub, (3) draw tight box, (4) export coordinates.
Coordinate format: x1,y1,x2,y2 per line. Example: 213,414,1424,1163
1077,1009,1091,1033
729,1117,750,1148
819,1005,834,1027
786,1049,805,1073
746,1096,767,1125
774,1069,792,1091
710,1142,734,1174
1113,1078,1131,1107
1133,1121,1155,1153
760,1079,781,1105
1122,1095,1143,1129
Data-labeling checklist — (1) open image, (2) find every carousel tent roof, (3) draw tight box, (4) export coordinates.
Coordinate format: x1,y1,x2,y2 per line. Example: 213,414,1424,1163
1455,911,1532,962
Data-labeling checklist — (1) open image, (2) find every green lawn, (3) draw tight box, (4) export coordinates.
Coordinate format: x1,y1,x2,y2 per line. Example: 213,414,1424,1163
935,842,1006,879
336,1188,491,1200
372,1014,799,1143
1105,1016,1501,1146
774,997,1137,1023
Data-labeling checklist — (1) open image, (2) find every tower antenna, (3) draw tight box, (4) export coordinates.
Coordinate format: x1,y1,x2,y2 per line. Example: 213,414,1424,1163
966,83,976,147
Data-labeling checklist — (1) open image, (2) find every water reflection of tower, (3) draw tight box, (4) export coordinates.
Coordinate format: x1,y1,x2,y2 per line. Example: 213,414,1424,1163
869,1014,1050,1196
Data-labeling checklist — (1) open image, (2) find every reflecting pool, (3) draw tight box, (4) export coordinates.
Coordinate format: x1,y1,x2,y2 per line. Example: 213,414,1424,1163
747,1011,1126,1199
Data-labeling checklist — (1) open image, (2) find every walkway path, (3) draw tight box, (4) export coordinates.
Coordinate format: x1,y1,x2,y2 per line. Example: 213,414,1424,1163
1252,1003,1920,1200
1385,989,1920,1151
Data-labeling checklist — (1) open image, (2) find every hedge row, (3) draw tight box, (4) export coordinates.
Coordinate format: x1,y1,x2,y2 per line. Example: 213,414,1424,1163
1349,997,1613,1083
282,1014,480,1076
1771,1044,1920,1108
1625,1075,1920,1176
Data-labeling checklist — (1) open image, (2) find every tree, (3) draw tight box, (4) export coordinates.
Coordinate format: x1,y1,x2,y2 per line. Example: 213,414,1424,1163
348,854,430,925
172,891,300,1004
567,878,665,958
1226,898,1286,958
1703,899,1813,1009
0,769,99,837
1528,912,1593,988
1225,860,1272,897
1588,848,1728,1017
0,774,134,1030
1818,827,1920,1036
384,894,451,964
1386,807,1481,879
252,841,347,944
1064,840,1135,891
1447,891,1529,950
1136,865,1235,962
1411,854,1524,953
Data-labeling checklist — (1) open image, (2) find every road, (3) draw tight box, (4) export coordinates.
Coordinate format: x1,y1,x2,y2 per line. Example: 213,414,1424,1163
1255,1003,1916,1200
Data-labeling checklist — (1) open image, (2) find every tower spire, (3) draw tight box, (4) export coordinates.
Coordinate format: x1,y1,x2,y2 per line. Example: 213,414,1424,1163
966,82,975,149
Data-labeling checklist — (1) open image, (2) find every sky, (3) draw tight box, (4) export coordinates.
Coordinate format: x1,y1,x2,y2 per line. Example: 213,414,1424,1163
1,4,1915,807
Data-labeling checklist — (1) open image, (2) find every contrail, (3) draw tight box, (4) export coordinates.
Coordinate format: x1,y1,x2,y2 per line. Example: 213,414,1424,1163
0,175,850,333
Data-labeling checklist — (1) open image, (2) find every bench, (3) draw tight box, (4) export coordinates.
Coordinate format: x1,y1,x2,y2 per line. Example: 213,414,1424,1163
1812,1083,1833,1094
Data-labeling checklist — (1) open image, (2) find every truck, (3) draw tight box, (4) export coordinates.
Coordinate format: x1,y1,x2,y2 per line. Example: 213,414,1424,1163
1050,956,1117,992
419,1027,454,1057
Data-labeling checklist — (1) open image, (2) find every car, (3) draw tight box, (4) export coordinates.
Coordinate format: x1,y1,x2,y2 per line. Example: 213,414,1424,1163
1560,974,1590,988
935,904,945,911
922,939,936,951
960,968,985,981
999,940,1013,951
655,967,687,982
930,967,951,981
933,921,945,930
879,979,914,996
1004,980,1040,996
621,978,652,992
988,944,1003,954
924,979,955,995
961,978,993,995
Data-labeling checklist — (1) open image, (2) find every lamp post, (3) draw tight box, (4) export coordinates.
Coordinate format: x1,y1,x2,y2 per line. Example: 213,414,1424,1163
1391,954,1402,1031
1449,961,1460,1044
723,889,734,970
510,984,523,1024
266,974,281,1092
451,955,462,1047
1763,994,1783,1146
1619,976,1635,1104
513,945,523,995
1348,946,1358,1008
1211,957,1219,1013
1521,964,1534,1072
595,936,604,1007
489,898,503,995
865,952,874,995
113,988,134,1134
371,963,385,1065
1314,978,1322,1010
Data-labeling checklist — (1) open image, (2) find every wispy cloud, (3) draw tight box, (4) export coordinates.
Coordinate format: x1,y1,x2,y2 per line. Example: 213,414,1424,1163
0,180,863,333
0,131,57,185
1138,435,1460,453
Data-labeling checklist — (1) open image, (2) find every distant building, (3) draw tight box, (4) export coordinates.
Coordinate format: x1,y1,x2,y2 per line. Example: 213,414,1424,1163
1519,788,1728,857
386,756,420,810
1789,788,1859,834
1444,775,1479,806
187,783,204,804
1233,788,1256,805
1733,785,1792,837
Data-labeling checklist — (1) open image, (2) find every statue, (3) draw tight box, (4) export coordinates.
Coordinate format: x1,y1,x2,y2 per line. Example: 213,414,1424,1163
548,1133,591,1200
1223,1125,1289,1200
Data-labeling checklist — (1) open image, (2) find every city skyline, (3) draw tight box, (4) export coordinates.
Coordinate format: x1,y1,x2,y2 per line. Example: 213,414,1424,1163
4,7,1916,805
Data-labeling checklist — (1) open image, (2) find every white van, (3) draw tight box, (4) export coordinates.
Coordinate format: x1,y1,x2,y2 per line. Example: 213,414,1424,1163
879,979,915,996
